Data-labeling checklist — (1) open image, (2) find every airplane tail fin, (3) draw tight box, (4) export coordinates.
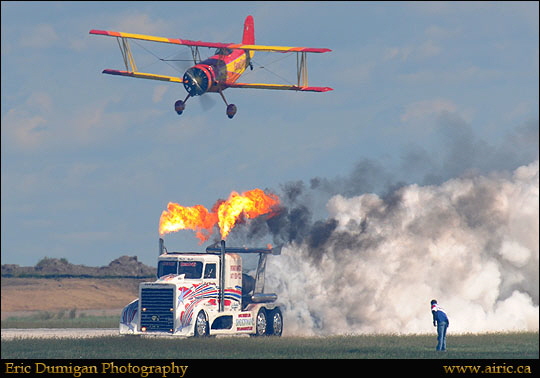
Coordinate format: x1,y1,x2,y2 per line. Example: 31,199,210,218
242,15,255,44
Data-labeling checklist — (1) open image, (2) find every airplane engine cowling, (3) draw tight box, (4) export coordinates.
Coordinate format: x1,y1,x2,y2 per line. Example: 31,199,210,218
183,66,212,96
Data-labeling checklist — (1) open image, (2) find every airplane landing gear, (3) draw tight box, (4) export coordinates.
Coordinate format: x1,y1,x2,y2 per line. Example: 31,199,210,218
218,88,237,119
174,100,185,115
174,92,237,118
226,104,237,119
174,94,191,116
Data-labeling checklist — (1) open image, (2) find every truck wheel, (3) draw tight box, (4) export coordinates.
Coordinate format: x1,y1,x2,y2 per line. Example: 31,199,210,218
194,311,208,337
268,308,283,336
254,308,267,336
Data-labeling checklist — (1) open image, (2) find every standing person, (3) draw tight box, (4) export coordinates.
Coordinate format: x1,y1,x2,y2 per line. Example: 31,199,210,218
431,299,449,351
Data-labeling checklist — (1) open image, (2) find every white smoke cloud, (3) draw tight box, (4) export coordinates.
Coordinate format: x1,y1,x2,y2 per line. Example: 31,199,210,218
267,160,539,335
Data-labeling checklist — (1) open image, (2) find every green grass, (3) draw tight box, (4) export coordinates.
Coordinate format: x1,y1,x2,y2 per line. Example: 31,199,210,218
2,314,537,359
1,332,538,359
1,311,119,329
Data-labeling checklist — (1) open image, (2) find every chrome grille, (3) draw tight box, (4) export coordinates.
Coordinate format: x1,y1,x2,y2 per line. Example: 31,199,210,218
140,287,174,333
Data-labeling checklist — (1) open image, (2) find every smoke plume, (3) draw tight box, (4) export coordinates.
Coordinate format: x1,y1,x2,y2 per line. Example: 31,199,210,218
232,117,539,335
263,160,538,335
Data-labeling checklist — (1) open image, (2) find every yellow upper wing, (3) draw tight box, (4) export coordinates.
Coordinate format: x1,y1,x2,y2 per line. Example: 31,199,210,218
89,29,331,53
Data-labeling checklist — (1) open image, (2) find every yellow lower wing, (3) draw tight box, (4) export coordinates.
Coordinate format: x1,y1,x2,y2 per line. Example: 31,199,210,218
102,69,183,83
227,82,333,92
101,70,334,92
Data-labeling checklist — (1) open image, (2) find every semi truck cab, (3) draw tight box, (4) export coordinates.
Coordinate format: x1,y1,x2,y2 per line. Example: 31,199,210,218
119,239,283,337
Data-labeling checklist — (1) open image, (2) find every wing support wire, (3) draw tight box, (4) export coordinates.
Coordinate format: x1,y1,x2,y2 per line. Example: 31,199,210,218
297,51,308,87
190,46,201,65
116,37,137,72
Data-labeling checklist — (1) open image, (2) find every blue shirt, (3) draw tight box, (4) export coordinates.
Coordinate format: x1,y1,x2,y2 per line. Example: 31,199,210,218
432,303,449,325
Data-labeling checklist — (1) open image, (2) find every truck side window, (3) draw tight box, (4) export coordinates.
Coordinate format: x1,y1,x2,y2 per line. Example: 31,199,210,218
204,263,216,279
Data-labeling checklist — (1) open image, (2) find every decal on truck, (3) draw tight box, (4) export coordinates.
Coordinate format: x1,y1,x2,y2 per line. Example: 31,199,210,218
176,283,243,331
236,313,254,331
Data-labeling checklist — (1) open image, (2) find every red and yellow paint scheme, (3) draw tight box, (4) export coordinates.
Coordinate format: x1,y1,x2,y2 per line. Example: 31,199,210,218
90,15,332,118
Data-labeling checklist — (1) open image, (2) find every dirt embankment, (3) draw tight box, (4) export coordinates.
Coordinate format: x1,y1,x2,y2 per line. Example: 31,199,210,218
1,277,148,319
1,255,157,319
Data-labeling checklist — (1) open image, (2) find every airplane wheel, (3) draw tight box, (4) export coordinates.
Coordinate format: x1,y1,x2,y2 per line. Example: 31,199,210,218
226,104,237,119
174,100,185,115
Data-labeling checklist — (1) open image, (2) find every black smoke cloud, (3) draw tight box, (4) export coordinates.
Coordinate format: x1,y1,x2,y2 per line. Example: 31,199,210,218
235,115,538,257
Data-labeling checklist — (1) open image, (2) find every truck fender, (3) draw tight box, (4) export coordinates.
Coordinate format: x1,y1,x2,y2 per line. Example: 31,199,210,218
119,299,139,334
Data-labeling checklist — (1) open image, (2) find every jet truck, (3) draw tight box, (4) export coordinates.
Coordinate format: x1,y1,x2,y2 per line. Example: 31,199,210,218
119,239,283,337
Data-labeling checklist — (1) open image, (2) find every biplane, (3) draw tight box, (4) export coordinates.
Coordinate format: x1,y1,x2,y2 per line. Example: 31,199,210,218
90,15,332,118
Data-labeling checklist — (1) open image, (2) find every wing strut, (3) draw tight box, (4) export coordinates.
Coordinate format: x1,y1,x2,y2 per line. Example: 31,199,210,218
116,37,137,72
297,52,308,87
190,46,201,65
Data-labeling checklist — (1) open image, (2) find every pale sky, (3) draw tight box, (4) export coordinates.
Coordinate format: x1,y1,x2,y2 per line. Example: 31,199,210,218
2,1,538,266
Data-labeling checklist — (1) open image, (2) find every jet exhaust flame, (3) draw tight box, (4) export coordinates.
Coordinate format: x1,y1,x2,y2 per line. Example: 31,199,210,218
159,188,280,243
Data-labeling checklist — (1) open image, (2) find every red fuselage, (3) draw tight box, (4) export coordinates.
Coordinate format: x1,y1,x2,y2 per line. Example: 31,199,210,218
182,48,253,96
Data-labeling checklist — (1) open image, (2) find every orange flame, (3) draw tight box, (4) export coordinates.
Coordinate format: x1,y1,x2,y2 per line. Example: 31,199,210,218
159,189,280,243
159,204,217,242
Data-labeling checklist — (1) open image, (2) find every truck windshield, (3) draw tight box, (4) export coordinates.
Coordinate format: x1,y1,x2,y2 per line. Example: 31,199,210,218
157,260,203,279
179,261,203,278
157,261,177,278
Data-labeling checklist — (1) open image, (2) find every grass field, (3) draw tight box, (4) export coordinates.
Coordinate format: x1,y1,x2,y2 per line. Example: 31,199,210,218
2,331,538,359
1,311,119,329
2,313,538,359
